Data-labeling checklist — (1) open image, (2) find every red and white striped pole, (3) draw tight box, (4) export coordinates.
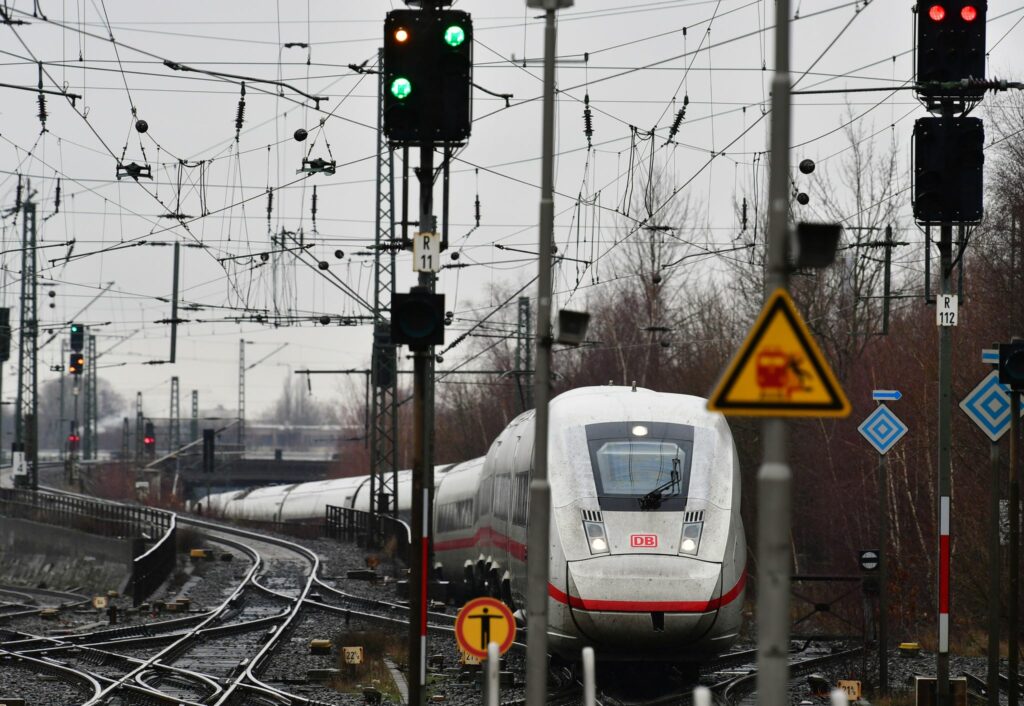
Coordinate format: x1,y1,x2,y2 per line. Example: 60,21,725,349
938,495,950,656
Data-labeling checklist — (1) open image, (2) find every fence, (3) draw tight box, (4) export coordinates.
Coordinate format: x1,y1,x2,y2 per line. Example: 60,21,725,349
325,505,411,563
0,488,177,606
130,515,177,606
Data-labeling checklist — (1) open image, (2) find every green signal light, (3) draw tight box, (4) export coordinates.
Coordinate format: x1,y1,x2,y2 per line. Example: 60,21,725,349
444,25,465,47
390,77,412,100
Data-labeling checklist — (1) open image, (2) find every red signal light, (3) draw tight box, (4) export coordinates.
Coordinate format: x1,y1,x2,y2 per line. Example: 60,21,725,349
960,5,977,21
144,436,155,445
928,4,946,20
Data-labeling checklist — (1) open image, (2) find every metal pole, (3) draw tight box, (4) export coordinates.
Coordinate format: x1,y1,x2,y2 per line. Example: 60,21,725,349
410,348,428,706
582,647,596,706
937,222,953,706
237,339,245,454
1010,386,1020,706
408,88,438,706
527,7,558,706
878,450,889,697
988,439,1001,706
486,642,500,706
170,242,180,363
756,0,792,704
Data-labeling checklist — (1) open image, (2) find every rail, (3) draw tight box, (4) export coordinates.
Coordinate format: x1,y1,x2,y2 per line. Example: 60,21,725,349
325,504,411,562
0,488,177,606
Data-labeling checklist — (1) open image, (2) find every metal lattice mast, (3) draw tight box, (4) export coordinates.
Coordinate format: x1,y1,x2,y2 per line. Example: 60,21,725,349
370,47,399,521
169,376,180,454
121,417,130,461
14,193,38,489
190,390,199,442
237,339,245,455
516,296,534,411
59,338,67,462
134,392,143,461
83,334,98,460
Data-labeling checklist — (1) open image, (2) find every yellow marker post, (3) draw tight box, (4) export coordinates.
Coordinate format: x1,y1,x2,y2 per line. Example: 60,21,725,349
708,288,850,417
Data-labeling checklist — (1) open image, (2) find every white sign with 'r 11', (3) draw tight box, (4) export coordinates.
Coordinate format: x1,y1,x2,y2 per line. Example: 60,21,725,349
937,294,958,327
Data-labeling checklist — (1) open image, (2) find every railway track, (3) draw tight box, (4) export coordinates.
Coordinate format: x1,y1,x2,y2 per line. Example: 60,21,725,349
0,507,323,705
0,499,468,705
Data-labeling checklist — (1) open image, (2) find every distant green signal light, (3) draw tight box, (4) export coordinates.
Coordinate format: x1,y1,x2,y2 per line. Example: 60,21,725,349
390,77,412,100
444,25,466,47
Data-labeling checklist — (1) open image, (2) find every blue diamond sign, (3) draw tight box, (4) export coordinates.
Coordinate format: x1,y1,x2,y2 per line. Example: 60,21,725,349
858,404,908,455
959,370,1024,442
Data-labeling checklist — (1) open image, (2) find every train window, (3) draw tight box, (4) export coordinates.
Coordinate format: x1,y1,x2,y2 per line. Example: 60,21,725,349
494,474,511,521
512,471,529,526
585,422,695,511
478,476,493,516
437,499,474,531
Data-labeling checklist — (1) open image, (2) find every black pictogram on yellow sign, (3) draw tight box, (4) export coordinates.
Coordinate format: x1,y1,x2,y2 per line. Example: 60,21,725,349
708,289,851,418
455,597,516,659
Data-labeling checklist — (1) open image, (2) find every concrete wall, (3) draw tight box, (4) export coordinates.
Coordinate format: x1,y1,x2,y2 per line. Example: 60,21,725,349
0,516,134,594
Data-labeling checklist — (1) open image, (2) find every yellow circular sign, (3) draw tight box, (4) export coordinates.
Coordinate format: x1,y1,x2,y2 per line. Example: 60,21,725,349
455,597,516,659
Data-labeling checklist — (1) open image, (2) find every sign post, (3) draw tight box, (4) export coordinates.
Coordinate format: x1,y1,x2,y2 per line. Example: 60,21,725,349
959,348,1024,706
858,391,907,698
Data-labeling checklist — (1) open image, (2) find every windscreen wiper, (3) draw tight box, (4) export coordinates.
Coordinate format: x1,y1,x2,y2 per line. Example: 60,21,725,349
638,458,681,511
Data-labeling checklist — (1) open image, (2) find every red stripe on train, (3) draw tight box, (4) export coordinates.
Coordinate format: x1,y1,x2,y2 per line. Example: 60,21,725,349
547,568,747,614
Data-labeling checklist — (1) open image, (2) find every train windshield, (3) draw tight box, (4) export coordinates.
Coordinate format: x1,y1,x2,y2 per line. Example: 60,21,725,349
585,422,694,510
594,441,685,495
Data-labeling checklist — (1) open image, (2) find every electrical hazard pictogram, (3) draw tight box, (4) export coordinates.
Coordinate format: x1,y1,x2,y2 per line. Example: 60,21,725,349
708,289,851,417
455,597,516,659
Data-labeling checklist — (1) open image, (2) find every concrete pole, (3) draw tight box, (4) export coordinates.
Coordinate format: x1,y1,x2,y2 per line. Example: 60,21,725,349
878,451,889,696
937,223,953,706
1010,386,1020,706
756,0,792,704
526,6,559,706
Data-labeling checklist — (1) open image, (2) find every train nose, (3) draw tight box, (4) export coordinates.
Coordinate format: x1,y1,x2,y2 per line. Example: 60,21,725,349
560,555,734,656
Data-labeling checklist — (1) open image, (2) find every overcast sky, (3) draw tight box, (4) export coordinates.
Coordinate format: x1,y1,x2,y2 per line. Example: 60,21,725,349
1,0,1021,424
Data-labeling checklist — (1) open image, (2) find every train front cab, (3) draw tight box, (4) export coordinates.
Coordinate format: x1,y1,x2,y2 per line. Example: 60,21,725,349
545,415,745,661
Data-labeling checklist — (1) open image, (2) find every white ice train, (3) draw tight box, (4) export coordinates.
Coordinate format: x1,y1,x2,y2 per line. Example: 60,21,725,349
200,386,746,663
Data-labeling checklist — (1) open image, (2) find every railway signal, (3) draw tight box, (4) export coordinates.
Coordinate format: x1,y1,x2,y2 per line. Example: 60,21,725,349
999,341,1024,390
68,352,84,375
383,8,473,143
916,1,987,102
70,322,84,352
390,287,445,351
143,421,156,458
912,117,984,223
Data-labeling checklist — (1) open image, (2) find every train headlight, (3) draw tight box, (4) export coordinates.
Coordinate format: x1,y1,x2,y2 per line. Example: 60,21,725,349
584,521,610,555
679,522,703,555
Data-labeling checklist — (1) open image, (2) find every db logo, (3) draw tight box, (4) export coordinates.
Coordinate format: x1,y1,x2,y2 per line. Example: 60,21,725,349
630,534,658,548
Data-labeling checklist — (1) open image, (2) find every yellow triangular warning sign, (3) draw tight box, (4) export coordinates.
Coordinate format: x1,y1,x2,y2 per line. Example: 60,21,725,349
708,289,851,418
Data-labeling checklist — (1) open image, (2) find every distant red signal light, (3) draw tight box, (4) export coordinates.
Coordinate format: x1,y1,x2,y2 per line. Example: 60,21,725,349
960,5,977,21
928,4,946,20
144,436,155,445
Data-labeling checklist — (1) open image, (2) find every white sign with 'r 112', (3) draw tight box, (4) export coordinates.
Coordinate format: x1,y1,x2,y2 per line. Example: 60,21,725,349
937,294,958,327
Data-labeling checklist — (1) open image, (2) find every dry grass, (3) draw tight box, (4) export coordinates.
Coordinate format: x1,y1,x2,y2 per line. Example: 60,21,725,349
328,629,406,700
